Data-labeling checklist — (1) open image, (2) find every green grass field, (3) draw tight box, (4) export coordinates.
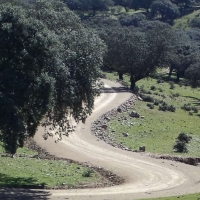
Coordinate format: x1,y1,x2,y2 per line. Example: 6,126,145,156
0,144,101,188
0,156,99,188
143,193,200,200
173,10,200,29
104,71,200,157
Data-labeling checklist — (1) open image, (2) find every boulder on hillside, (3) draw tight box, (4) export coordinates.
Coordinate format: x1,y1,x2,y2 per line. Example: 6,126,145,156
129,111,140,118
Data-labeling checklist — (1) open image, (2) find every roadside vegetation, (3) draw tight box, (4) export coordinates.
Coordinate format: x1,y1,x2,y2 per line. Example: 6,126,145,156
104,71,200,157
143,193,200,200
0,143,102,189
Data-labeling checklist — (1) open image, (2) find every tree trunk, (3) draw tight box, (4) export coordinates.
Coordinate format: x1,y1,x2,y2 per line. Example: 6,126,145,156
124,7,128,12
169,66,173,77
177,70,180,81
118,72,123,80
93,8,96,16
130,75,135,91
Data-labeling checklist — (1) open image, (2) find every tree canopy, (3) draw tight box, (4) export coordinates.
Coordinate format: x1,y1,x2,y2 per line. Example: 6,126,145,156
64,0,114,16
169,30,199,80
150,0,180,22
0,1,105,154
99,24,173,90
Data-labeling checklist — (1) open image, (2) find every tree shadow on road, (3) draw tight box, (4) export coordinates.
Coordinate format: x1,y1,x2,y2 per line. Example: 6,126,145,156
0,173,51,199
101,86,131,93
0,187,51,200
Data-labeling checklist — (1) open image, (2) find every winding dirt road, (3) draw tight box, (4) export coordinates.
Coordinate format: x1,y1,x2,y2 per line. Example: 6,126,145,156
34,79,200,200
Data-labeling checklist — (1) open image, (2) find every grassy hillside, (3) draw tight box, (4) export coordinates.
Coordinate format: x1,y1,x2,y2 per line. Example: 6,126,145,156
104,71,200,157
174,10,200,29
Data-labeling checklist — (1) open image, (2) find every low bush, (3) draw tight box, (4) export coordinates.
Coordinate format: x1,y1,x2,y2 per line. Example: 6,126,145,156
174,141,188,153
157,78,164,84
150,85,156,91
174,132,192,153
147,103,154,109
169,81,175,89
141,94,154,102
177,132,192,143
82,169,94,177
153,99,160,106
158,102,176,112
181,103,192,111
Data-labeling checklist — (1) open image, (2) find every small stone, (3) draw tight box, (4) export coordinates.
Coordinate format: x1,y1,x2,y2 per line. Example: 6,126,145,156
101,124,108,129
122,132,129,137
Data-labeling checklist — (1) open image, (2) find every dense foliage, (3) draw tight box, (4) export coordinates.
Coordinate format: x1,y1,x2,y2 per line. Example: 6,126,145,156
99,24,173,89
1,0,200,154
0,0,105,154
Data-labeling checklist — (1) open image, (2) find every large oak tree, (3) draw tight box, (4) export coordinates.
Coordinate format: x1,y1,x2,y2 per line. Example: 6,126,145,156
0,1,105,154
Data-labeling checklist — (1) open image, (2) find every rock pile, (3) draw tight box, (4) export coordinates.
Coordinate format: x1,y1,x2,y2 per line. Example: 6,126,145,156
150,154,200,166
91,95,140,150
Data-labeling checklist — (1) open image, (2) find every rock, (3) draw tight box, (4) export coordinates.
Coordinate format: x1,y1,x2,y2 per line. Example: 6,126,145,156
122,132,129,137
137,96,143,101
102,124,108,129
129,111,140,118
105,116,111,121
139,146,145,152
117,107,122,112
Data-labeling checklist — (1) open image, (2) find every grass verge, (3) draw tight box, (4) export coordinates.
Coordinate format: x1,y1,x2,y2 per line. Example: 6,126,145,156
143,193,200,200
0,140,122,189
104,71,200,157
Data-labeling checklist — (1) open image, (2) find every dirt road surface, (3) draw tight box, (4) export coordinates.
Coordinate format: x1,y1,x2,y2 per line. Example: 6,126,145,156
2,79,200,200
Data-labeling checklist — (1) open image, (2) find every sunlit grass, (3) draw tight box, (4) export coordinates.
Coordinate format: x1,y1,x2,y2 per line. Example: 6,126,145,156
104,71,200,157
143,193,200,200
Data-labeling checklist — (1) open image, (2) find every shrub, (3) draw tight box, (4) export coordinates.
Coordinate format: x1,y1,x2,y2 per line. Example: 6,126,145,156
171,93,179,98
147,103,154,109
159,102,176,112
192,107,198,113
181,103,192,111
158,87,163,92
168,105,176,112
150,85,156,90
174,141,188,153
146,91,152,95
82,169,94,177
169,81,175,89
174,133,192,153
141,94,154,102
139,85,148,93
177,132,192,143
190,17,200,28
153,99,160,106
189,111,193,115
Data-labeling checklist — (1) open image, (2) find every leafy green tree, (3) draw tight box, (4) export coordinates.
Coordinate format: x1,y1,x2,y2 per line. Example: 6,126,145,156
100,24,173,90
119,13,146,27
113,0,133,12
131,0,155,13
150,0,179,22
169,30,199,81
190,17,200,28
0,1,105,154
185,62,200,86
64,0,114,16
171,0,196,8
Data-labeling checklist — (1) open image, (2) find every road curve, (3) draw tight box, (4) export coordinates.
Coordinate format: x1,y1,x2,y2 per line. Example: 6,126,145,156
34,79,200,200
